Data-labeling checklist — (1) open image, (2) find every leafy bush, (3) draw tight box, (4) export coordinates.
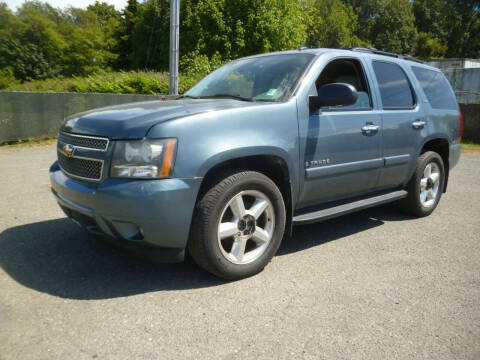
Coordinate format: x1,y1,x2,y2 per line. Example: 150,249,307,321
2,70,204,95
414,32,447,60
0,68,18,89
180,50,225,77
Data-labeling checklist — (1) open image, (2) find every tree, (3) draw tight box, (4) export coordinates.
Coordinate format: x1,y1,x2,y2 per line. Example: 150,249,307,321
115,0,138,69
0,1,117,80
414,32,447,59
412,0,446,38
60,7,116,75
0,3,66,80
128,0,170,70
85,2,121,67
245,0,308,54
307,0,367,48
126,0,308,72
412,0,480,58
442,0,480,57
369,0,418,54
342,0,377,41
1,0,479,82
181,0,308,62
87,1,120,27
344,0,419,54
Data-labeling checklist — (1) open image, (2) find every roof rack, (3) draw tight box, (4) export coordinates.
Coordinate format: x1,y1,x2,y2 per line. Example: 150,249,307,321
348,47,425,64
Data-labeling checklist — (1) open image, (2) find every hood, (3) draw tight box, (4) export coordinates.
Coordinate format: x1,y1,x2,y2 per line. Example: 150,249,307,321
61,98,264,139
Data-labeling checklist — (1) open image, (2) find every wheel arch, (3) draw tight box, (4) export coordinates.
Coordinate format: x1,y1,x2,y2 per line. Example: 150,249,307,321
419,137,450,192
196,150,295,237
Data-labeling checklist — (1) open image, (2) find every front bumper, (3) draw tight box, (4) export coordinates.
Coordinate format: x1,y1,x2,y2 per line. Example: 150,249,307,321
50,161,202,262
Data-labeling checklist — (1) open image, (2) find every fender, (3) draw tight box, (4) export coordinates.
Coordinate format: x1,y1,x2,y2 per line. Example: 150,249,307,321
197,146,298,202
404,133,451,189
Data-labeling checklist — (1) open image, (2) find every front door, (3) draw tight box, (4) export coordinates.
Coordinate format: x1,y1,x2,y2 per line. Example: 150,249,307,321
298,57,383,208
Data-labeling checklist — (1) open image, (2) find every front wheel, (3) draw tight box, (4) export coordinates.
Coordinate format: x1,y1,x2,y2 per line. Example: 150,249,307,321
188,171,286,280
399,151,445,217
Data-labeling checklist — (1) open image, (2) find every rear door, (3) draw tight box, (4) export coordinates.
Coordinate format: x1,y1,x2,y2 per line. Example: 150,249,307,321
368,60,426,189
410,65,459,139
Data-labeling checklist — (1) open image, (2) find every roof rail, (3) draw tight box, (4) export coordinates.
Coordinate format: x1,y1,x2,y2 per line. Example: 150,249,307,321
348,47,424,64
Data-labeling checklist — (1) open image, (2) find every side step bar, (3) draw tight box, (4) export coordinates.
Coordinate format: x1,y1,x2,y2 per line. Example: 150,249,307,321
292,190,408,225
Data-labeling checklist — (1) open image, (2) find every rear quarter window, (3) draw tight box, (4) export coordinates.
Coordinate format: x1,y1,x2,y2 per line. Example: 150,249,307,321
372,61,415,109
411,66,458,110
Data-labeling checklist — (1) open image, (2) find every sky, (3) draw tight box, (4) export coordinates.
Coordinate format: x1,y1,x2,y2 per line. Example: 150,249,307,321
4,0,128,11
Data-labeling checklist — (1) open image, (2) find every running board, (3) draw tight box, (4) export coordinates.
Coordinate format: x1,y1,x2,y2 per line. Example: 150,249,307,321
293,190,408,225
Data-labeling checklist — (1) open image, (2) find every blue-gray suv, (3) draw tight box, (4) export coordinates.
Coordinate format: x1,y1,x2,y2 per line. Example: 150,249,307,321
50,48,462,279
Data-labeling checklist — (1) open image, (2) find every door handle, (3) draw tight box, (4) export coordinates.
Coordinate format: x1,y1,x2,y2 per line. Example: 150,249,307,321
412,120,426,129
361,123,380,135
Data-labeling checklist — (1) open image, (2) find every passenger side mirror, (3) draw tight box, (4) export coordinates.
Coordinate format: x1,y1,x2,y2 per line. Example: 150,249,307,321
309,83,358,110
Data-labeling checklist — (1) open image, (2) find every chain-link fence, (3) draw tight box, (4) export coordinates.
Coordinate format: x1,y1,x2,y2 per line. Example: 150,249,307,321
0,92,175,143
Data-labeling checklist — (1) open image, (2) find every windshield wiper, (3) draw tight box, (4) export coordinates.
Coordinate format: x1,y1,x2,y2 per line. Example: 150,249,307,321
196,94,254,102
181,94,278,102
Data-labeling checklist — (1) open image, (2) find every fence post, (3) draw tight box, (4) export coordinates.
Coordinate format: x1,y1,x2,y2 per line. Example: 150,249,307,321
169,0,180,95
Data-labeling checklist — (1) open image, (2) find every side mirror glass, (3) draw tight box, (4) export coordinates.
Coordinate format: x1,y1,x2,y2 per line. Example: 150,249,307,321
309,83,358,110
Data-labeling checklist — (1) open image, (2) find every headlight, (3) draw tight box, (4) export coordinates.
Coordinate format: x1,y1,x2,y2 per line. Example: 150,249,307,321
111,138,177,178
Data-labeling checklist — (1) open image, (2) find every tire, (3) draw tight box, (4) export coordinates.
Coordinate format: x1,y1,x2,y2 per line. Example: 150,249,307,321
188,171,286,280
398,151,445,217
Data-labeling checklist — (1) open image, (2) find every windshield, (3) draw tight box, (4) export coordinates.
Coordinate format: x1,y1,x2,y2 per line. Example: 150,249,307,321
184,53,315,102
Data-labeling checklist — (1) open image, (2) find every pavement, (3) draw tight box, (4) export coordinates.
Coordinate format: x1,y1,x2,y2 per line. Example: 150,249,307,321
0,144,479,360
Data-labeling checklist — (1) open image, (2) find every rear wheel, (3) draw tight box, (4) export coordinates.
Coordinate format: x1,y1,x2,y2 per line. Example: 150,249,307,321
188,171,286,280
399,151,445,217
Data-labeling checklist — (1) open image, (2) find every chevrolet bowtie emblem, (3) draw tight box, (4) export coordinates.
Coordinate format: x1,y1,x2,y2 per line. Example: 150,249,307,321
60,143,76,158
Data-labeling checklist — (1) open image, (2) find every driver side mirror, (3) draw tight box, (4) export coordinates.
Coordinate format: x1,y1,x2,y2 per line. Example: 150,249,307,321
309,83,358,111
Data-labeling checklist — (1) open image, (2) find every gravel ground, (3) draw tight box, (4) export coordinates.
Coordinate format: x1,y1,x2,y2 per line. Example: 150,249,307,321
0,145,479,360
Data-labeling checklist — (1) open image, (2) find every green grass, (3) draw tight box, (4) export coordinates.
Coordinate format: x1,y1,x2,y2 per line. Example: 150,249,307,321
462,141,480,148
461,141,480,153
0,137,57,148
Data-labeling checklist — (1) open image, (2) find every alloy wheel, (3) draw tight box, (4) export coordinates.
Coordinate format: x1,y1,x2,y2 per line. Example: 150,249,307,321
217,190,275,264
419,162,441,208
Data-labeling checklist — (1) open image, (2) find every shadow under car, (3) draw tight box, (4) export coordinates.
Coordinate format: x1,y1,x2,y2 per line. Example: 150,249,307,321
0,204,412,299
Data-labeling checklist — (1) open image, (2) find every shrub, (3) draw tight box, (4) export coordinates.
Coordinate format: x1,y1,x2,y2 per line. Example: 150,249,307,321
3,71,180,94
0,68,18,90
180,50,225,77
1,55,230,95
1,49,231,94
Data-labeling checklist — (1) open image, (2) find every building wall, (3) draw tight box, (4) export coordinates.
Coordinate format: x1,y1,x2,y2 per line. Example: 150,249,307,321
427,59,480,70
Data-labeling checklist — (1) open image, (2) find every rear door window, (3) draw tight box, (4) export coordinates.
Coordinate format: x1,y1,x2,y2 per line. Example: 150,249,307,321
372,61,415,109
411,66,458,110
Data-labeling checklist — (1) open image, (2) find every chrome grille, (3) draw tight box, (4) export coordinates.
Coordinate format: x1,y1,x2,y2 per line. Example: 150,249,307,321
58,132,109,151
57,151,103,181
57,132,108,181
